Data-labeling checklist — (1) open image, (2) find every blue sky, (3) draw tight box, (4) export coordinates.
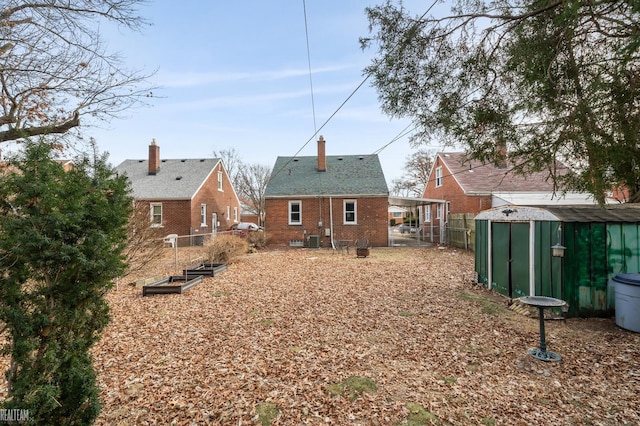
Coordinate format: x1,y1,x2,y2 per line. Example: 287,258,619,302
88,1,443,184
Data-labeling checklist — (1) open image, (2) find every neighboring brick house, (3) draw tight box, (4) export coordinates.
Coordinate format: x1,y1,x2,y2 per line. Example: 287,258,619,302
422,152,605,229
264,136,389,247
115,140,241,241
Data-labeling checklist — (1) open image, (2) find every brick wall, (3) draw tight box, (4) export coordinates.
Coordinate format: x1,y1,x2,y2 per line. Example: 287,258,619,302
135,160,241,238
423,156,491,225
265,196,388,247
191,161,240,233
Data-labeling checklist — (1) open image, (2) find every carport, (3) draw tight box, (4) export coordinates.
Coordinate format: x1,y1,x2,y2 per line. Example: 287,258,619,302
388,196,447,246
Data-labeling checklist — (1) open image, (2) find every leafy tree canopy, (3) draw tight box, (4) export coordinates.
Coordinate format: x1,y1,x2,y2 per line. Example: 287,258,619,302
362,0,640,203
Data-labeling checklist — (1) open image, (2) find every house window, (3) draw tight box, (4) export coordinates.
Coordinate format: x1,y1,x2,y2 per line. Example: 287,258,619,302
218,171,223,191
392,211,403,218
344,200,357,224
200,204,207,227
233,206,238,222
289,200,301,225
435,166,443,187
424,205,431,223
226,206,230,220
150,203,162,227
436,203,442,220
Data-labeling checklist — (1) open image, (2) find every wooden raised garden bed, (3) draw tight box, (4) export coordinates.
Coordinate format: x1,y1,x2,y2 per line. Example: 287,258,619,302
142,275,204,296
182,263,227,277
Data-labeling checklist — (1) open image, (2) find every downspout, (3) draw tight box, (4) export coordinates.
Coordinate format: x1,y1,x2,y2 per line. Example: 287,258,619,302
329,197,335,249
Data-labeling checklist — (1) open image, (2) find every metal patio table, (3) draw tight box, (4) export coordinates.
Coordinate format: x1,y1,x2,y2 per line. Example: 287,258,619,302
519,296,566,362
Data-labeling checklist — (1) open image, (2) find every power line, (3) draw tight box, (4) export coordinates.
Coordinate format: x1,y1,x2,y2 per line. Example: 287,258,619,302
270,0,439,182
302,0,317,134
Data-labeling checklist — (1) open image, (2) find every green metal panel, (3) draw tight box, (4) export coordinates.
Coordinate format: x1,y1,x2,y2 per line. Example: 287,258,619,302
474,220,489,285
563,222,613,317
607,224,625,276
622,223,640,272
590,224,608,313
491,222,510,296
510,222,530,298
535,221,551,296
562,222,581,317
550,222,563,300
534,221,563,299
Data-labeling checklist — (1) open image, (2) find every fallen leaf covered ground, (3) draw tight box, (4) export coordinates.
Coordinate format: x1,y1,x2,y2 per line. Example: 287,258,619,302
8,246,640,425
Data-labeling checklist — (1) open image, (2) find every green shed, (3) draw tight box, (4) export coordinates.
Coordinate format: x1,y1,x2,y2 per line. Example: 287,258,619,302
475,204,640,318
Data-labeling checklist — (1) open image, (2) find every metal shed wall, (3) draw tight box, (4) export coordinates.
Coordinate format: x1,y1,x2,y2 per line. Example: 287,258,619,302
475,205,640,318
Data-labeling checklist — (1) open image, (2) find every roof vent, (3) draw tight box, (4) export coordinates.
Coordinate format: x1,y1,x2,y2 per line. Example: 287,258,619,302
338,157,343,161
138,160,144,163
293,158,299,162
358,156,364,160
176,176,182,180
162,159,167,162
181,159,186,162
200,159,205,162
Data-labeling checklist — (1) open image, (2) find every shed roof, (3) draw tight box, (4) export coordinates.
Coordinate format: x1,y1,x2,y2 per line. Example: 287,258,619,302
542,204,640,222
264,154,388,197
115,158,221,200
475,204,640,223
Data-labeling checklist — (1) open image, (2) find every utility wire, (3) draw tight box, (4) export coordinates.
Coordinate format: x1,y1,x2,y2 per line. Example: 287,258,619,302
271,0,439,182
302,0,317,134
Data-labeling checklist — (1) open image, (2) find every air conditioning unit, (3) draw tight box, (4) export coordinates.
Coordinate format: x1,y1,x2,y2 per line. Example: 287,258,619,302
308,235,320,248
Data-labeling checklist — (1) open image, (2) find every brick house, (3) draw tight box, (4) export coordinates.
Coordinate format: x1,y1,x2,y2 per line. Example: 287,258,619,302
421,152,606,231
264,136,389,247
115,140,241,242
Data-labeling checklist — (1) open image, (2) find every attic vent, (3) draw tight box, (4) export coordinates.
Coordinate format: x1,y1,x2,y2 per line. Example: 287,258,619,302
176,176,182,180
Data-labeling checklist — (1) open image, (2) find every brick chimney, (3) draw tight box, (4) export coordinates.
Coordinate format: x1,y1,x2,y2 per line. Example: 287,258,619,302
317,135,326,172
149,139,160,175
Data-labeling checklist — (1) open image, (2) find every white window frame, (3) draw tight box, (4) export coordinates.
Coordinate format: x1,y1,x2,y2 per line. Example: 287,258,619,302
435,166,443,187
218,171,223,191
392,211,403,218
289,200,302,225
150,203,163,227
424,205,431,223
226,206,230,220
233,206,238,222
343,199,357,224
200,204,207,227
436,203,442,220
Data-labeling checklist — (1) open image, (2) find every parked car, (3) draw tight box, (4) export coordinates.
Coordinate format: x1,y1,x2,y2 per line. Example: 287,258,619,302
397,223,418,234
227,222,263,236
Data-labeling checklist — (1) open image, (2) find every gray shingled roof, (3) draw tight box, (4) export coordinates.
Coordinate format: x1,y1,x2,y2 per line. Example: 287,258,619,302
438,152,567,194
264,155,388,197
115,158,221,200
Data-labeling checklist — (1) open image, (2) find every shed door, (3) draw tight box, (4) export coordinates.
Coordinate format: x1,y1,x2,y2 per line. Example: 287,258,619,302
491,222,530,298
